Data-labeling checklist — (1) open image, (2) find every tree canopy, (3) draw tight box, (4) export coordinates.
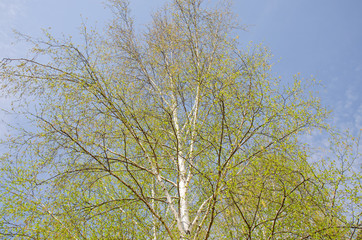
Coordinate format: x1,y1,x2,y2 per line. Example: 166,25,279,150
0,0,361,239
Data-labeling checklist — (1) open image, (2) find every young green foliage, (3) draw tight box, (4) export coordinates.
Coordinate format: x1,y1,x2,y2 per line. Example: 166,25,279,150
0,0,361,239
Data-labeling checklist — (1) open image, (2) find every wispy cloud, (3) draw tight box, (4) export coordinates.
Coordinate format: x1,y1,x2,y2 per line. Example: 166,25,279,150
344,87,359,109
331,83,361,134
354,105,362,130
0,0,28,58
0,0,25,20
0,1,28,137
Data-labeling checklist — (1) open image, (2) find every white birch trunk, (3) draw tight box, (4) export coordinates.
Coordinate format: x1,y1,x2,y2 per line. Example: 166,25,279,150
172,98,190,236
152,177,157,240
178,154,190,234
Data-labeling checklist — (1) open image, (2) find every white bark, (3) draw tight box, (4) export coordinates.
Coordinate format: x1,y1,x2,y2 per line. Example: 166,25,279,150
172,97,190,236
178,154,190,234
152,178,157,240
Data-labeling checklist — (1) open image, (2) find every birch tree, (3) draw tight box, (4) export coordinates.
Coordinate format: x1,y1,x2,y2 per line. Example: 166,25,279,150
0,0,361,239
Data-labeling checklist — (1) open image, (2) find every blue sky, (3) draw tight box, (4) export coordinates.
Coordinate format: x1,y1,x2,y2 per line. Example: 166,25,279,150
0,0,361,136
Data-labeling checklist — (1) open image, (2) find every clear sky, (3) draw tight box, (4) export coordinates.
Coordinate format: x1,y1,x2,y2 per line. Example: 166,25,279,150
1,0,361,136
